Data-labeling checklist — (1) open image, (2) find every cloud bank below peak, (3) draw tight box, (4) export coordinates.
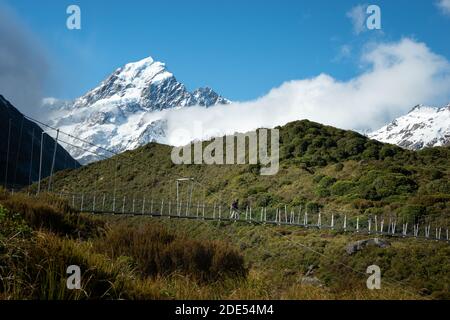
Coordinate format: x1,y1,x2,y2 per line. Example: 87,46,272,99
165,38,450,146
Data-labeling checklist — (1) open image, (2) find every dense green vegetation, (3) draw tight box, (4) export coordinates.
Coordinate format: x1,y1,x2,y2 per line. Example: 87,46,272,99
45,120,450,226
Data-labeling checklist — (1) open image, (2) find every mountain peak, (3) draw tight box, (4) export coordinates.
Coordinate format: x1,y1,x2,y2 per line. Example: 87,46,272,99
192,87,231,106
370,103,450,150
118,56,172,85
47,56,230,163
127,56,155,66
409,104,425,112
408,103,450,115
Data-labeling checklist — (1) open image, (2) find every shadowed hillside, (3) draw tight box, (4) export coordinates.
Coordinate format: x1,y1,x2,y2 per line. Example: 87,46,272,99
0,95,80,188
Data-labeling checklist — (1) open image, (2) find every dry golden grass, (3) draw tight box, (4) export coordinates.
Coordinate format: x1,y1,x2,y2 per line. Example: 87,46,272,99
1,191,447,300
281,283,422,300
94,222,247,282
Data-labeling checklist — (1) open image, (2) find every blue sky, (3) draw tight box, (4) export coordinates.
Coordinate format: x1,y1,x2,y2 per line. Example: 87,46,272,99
2,0,450,102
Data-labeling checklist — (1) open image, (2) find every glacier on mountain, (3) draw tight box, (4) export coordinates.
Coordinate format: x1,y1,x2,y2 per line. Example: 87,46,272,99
44,56,230,164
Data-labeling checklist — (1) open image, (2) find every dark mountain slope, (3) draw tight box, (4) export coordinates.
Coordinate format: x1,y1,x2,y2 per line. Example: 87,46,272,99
0,95,80,188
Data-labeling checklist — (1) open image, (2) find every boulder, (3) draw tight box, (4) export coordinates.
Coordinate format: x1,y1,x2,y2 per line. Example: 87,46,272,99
300,276,324,287
345,238,391,255
298,265,323,287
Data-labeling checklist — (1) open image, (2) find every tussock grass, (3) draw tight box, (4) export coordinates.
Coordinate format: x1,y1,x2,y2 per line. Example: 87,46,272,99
137,217,449,300
0,191,104,239
95,222,247,282
0,192,250,300
0,191,448,300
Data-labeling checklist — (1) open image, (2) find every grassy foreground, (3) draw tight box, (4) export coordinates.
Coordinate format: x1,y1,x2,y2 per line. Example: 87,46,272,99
0,190,448,300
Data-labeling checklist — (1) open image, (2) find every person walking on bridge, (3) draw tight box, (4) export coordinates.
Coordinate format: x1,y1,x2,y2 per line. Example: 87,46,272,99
231,199,239,220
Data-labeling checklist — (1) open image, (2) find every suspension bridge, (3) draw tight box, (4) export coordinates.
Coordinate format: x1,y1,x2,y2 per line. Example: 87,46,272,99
34,190,448,243
2,113,449,244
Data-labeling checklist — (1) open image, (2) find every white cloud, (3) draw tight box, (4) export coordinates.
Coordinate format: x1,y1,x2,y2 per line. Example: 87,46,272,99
347,4,367,35
163,38,450,146
437,0,450,15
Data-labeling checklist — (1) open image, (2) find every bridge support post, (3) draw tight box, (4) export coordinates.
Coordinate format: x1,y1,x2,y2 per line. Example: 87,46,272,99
196,202,200,219
47,129,60,192
202,203,205,219
264,207,267,224
425,225,430,238
142,197,146,214
122,196,126,214
318,211,322,229
37,131,44,195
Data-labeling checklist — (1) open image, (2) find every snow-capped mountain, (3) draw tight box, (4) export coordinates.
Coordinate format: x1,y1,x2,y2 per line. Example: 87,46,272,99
369,104,450,150
45,56,230,163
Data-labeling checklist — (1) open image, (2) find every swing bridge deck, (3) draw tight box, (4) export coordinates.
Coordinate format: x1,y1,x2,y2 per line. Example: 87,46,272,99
56,191,449,244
